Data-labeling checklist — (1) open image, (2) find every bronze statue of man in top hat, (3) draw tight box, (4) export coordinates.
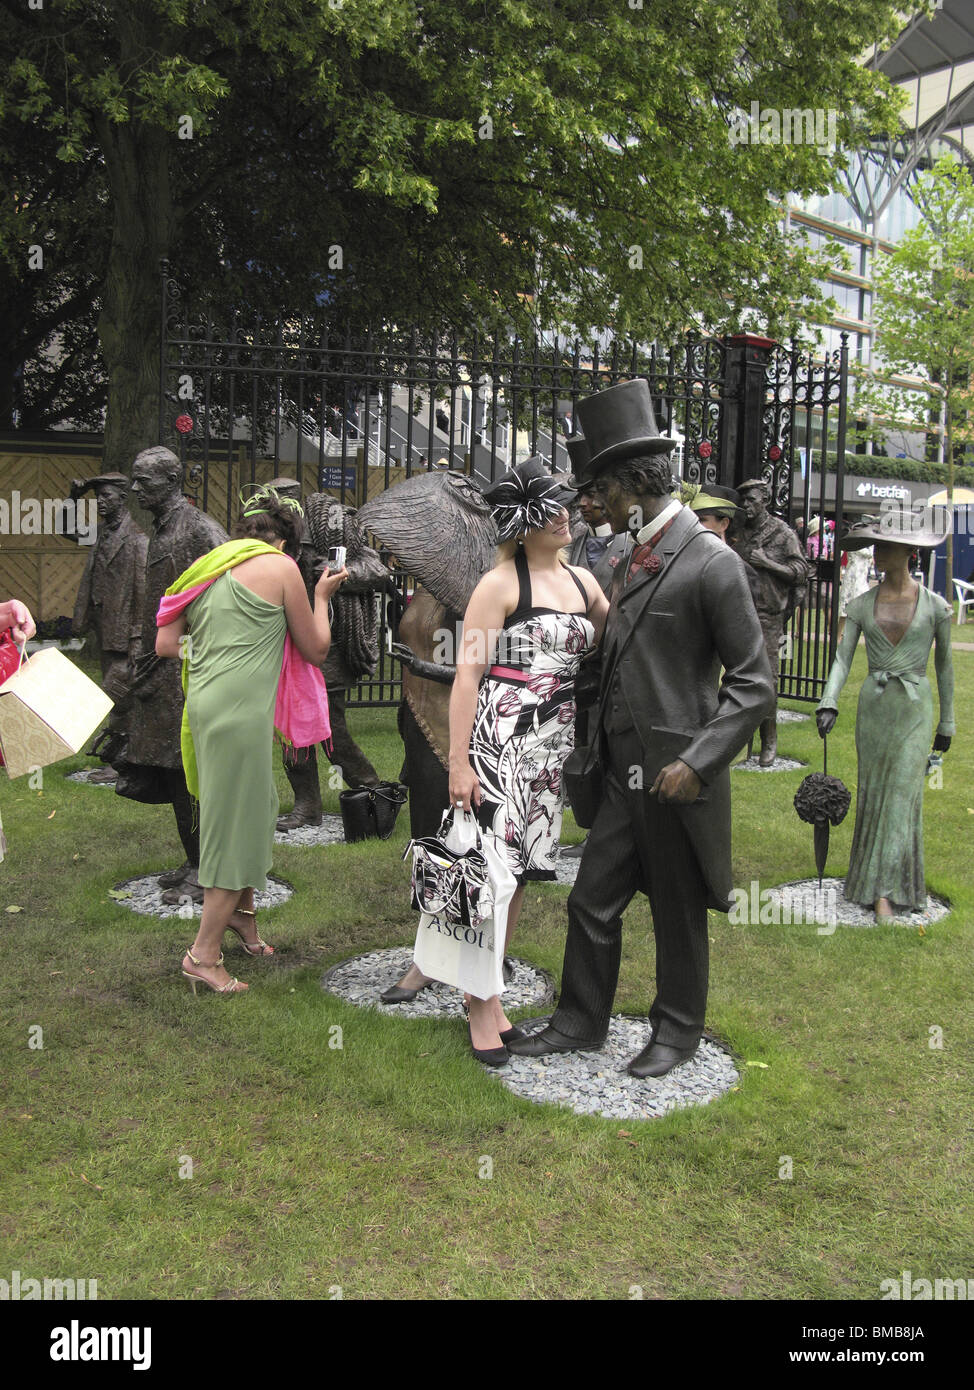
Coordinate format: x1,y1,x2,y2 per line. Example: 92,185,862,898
509,379,773,1078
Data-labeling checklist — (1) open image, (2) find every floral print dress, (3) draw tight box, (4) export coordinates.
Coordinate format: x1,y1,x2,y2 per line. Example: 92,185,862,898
470,550,595,882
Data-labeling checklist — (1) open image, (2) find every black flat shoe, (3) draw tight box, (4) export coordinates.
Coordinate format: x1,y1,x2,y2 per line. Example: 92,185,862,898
507,1028,603,1058
499,1024,526,1044
627,1039,699,1079
468,1022,509,1068
379,979,431,1004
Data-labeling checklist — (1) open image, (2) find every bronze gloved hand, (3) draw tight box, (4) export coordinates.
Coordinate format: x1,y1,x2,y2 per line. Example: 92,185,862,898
933,733,951,753
816,709,836,738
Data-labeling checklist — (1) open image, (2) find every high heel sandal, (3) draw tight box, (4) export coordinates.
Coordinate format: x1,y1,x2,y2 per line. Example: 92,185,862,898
226,908,274,956
182,949,248,995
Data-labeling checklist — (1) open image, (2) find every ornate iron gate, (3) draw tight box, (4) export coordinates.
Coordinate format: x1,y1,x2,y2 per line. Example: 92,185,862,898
159,264,847,705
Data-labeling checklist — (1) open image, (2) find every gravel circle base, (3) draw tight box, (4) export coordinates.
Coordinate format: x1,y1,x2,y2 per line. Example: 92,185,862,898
734,754,807,772
320,947,555,1017
110,873,293,919
553,849,582,885
273,814,346,846
490,1015,739,1120
66,768,117,786
777,709,811,724
765,876,950,928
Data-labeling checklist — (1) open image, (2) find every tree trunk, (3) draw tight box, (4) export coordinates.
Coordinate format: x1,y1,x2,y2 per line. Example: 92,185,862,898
95,116,172,474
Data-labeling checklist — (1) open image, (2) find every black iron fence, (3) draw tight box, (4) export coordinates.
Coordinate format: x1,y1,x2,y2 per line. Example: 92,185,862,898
159,263,847,705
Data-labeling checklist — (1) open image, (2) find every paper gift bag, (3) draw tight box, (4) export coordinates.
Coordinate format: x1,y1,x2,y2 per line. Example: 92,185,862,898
0,648,113,779
411,809,517,999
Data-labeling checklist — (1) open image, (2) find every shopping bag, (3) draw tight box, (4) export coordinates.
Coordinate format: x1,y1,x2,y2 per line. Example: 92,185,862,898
0,647,113,779
410,808,517,999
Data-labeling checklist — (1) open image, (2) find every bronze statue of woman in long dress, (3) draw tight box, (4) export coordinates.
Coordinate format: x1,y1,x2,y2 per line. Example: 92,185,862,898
816,516,955,922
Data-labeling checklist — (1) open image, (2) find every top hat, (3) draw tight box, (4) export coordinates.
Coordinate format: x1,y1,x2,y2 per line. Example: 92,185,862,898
575,380,676,478
565,435,594,489
840,511,948,552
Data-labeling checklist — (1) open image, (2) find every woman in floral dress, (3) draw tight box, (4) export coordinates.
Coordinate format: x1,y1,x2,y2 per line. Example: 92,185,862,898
452,458,608,1061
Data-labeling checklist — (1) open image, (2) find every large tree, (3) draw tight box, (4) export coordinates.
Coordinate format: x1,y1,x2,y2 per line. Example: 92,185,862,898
1,0,910,470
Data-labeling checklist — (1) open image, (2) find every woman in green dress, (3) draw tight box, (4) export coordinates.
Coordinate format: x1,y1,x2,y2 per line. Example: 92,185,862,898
816,516,955,921
156,489,346,994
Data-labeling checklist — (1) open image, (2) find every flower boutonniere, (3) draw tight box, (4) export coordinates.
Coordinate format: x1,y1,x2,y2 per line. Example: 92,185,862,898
638,551,664,576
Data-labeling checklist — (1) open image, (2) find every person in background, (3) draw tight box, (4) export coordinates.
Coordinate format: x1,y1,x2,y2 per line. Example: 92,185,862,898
838,541,873,644
0,600,35,646
0,600,37,862
687,483,742,540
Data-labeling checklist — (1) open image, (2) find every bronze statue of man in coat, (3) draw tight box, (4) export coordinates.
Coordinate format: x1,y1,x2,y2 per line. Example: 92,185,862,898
68,473,148,782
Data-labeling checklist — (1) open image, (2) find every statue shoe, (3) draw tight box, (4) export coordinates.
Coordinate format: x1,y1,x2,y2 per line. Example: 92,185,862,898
758,717,777,767
626,1039,699,1079
560,837,588,859
87,766,118,784
161,870,204,907
507,1027,604,1058
276,808,324,832
157,860,192,890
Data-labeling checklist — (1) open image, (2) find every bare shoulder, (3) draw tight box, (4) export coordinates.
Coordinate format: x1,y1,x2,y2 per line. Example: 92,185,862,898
473,561,518,601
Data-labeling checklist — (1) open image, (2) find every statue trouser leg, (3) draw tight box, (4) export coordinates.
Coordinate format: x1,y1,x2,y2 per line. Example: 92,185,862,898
398,701,448,839
166,769,200,868
156,771,204,904
759,629,781,766
551,732,708,1051
758,714,778,766
278,745,323,830
324,687,380,788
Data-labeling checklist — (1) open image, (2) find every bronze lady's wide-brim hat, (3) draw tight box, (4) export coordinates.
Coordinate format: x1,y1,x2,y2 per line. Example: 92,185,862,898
840,511,949,551
575,379,676,479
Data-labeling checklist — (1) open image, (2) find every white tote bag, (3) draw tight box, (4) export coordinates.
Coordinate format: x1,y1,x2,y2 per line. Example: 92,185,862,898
409,809,517,999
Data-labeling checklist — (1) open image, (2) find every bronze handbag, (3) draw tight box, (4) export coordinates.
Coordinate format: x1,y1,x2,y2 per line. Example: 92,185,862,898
563,738,603,830
340,780,408,841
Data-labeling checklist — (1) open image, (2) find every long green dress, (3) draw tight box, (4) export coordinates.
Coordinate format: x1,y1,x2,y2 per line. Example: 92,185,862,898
185,571,287,890
817,585,955,909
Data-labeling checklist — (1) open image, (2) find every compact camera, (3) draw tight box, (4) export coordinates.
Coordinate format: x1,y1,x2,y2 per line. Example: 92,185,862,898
327,545,347,570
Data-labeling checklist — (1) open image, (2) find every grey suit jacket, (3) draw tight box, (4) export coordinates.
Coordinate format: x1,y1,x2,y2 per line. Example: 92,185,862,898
568,528,629,596
600,506,774,908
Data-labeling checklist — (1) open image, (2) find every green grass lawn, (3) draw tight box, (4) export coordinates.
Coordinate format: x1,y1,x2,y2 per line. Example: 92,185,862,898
1,644,970,1301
